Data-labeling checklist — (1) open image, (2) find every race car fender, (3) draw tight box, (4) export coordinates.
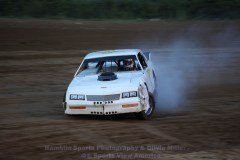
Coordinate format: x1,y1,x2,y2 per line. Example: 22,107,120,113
139,80,150,111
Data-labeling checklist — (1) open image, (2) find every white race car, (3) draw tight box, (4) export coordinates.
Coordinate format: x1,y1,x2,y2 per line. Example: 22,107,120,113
63,49,156,119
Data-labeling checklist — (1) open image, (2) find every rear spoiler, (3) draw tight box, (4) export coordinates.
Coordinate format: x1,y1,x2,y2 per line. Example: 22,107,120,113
143,52,151,60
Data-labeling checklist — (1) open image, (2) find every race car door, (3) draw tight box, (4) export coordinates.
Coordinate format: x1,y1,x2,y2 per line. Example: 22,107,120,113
137,52,155,93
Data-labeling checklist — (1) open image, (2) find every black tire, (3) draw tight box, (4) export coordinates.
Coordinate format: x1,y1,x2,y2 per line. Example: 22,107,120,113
63,91,66,102
135,93,155,120
63,91,67,111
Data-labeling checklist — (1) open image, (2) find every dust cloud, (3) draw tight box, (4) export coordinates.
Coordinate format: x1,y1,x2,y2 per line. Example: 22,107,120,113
145,25,240,112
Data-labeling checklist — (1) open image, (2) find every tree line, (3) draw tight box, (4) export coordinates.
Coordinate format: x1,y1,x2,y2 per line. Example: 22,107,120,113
0,0,239,20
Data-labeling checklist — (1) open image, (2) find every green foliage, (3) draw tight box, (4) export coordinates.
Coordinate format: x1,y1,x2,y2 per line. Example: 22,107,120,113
0,0,239,19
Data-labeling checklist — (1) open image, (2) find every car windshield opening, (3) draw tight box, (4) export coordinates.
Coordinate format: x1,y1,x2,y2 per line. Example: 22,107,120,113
77,55,141,76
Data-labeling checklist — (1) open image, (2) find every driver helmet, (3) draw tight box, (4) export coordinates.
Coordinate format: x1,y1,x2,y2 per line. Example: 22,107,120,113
124,59,134,71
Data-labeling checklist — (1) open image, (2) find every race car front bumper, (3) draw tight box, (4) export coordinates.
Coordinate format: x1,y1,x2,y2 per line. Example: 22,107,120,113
64,97,144,115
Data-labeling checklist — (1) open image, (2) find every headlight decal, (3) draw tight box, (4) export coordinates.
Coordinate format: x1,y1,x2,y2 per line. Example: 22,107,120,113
70,94,85,100
130,91,137,97
122,91,137,98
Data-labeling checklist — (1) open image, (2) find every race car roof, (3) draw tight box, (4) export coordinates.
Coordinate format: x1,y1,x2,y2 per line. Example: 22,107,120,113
85,49,141,59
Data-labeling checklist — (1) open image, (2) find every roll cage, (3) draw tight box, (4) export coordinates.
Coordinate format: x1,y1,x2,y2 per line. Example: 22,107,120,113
74,55,145,77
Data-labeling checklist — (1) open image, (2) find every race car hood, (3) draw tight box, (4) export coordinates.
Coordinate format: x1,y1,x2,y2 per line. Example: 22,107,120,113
67,71,143,95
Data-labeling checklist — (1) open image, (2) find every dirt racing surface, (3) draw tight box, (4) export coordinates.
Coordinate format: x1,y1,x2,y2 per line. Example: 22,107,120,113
0,19,240,160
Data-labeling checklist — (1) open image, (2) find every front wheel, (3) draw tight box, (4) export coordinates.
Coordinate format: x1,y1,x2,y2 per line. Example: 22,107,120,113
135,94,155,120
63,91,67,111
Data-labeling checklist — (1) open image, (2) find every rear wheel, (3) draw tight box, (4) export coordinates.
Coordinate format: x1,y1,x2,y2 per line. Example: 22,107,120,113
135,93,155,120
